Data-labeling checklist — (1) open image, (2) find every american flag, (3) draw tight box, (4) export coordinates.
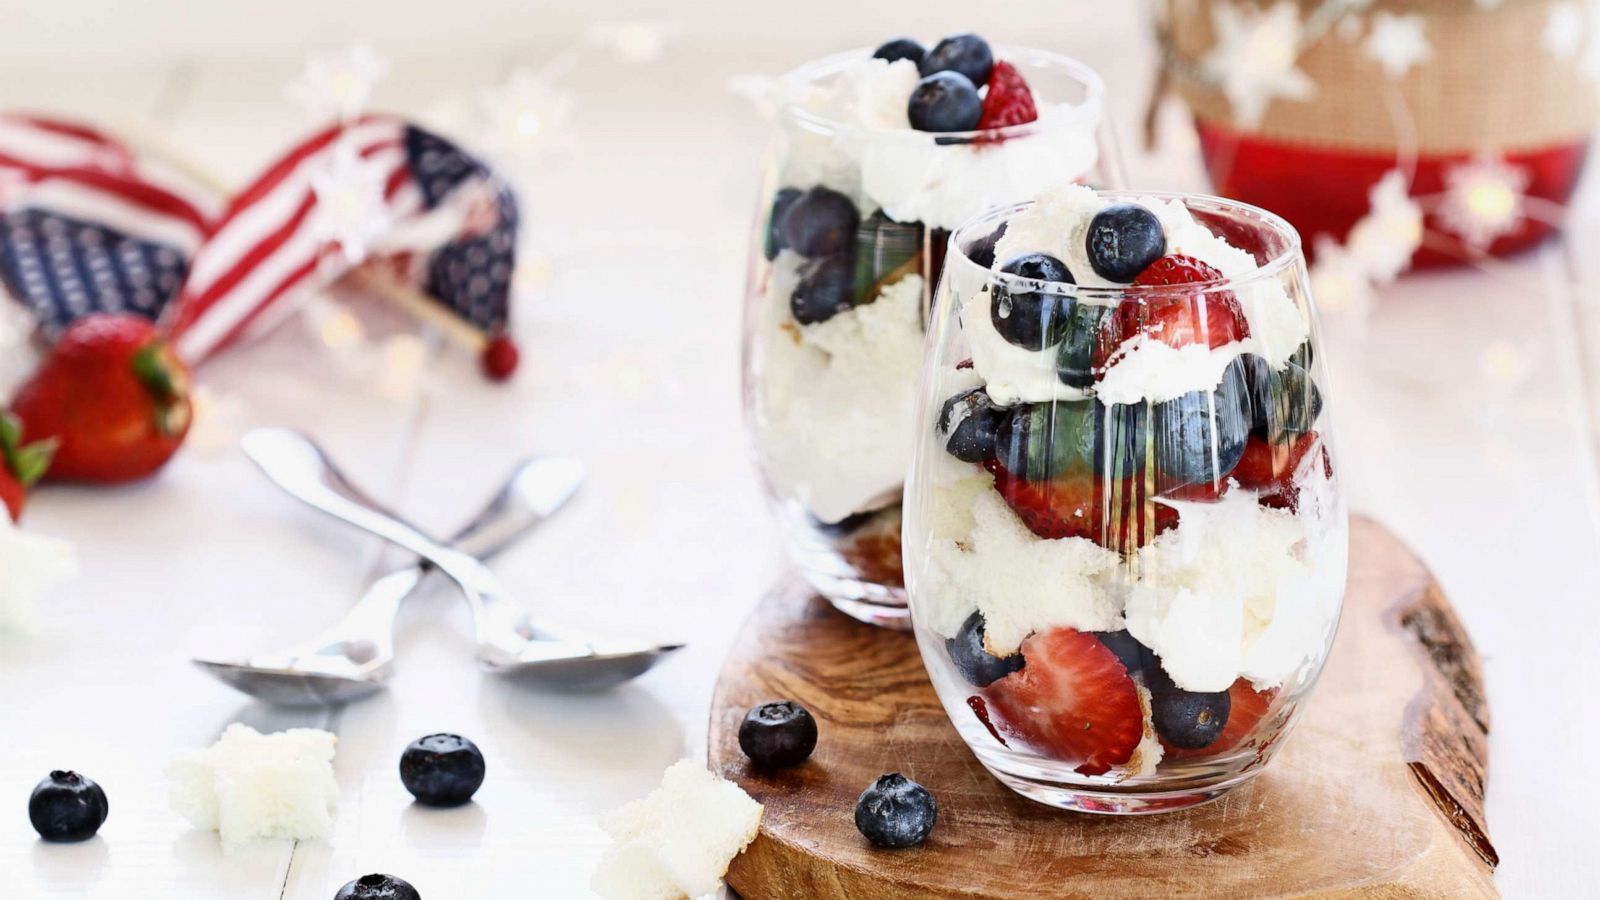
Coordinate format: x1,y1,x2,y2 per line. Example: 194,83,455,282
0,114,217,339
0,113,518,364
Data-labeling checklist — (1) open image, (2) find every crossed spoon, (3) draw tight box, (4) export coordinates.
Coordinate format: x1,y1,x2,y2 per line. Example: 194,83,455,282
191,427,683,706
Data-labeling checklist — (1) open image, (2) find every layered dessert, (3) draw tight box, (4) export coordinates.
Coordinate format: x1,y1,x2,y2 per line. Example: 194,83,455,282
905,186,1347,799
745,35,1109,621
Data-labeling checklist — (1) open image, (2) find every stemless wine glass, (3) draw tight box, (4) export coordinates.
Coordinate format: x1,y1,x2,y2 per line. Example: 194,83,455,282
742,46,1122,628
904,190,1348,813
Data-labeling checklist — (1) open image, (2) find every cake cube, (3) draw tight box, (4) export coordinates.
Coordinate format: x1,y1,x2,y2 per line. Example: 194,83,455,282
169,723,338,848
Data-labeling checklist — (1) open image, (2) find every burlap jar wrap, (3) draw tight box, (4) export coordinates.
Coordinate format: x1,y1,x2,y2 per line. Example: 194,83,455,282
1155,0,1598,259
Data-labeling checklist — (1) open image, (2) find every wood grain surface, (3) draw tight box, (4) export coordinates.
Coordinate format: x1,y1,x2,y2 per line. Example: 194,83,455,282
709,515,1498,898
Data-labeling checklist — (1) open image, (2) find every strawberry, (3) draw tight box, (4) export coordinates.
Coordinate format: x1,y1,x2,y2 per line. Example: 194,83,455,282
989,459,1178,551
1234,431,1323,509
977,60,1038,131
0,412,55,521
984,628,1145,776
1162,679,1276,759
11,313,191,483
1114,255,1251,352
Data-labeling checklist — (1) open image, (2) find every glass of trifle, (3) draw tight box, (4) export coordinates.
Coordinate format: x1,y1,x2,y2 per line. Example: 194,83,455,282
904,184,1348,813
742,33,1121,628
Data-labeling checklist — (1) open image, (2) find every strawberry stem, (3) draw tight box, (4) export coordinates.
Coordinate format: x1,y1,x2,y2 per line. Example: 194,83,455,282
130,342,190,438
0,411,56,487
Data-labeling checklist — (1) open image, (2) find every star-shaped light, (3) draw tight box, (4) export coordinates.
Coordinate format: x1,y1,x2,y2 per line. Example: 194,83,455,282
1364,12,1432,79
1345,170,1423,282
587,20,680,64
287,43,390,122
0,515,76,634
1309,235,1375,317
309,139,393,264
1546,2,1586,60
1439,153,1530,250
475,68,576,172
1202,1,1317,128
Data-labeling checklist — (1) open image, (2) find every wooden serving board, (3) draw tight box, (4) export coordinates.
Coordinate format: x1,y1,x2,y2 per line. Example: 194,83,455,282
708,516,1498,898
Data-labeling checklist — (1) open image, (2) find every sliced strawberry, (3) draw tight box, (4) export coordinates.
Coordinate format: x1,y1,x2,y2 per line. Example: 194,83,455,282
984,628,1145,775
977,60,1038,131
1113,255,1250,352
988,459,1178,551
1234,431,1323,509
1162,679,1276,759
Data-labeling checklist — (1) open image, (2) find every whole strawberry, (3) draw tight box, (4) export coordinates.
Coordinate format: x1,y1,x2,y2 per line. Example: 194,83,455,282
0,412,55,520
11,313,191,483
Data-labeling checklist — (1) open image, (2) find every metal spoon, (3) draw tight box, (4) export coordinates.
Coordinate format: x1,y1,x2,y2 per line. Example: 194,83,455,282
194,453,587,706
239,427,684,690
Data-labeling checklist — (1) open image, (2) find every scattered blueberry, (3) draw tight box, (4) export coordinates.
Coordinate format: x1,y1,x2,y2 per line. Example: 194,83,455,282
790,254,856,325
1054,302,1120,388
1086,203,1167,283
399,734,486,807
1152,356,1250,488
919,33,994,87
739,701,819,768
781,186,859,258
855,773,937,849
28,771,108,842
965,223,1006,270
764,187,803,261
991,253,1075,350
1242,354,1322,439
946,611,1024,687
938,388,1005,463
873,38,926,66
907,71,983,133
335,873,422,900
1147,665,1231,750
1095,631,1148,677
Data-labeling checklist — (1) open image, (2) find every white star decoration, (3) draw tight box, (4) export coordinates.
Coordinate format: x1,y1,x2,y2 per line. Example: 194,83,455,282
1547,2,1586,60
0,515,76,634
1344,170,1424,283
1439,153,1531,250
1364,12,1432,79
1309,236,1375,316
586,20,680,64
1202,1,1317,128
287,43,390,122
309,139,393,265
475,68,576,172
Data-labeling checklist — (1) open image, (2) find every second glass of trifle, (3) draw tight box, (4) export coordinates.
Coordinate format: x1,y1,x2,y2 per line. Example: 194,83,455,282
743,34,1121,627
904,185,1348,812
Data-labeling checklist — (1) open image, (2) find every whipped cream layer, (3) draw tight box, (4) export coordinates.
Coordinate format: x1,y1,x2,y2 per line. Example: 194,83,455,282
755,253,925,524
780,58,1102,232
967,184,1312,407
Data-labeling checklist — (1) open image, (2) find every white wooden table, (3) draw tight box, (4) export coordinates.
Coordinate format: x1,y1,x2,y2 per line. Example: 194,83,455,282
0,8,1594,898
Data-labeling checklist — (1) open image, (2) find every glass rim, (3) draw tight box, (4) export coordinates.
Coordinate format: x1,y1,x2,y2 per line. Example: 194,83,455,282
944,191,1306,299
777,45,1107,143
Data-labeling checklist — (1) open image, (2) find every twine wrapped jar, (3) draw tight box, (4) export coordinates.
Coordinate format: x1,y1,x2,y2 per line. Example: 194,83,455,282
1157,0,1598,263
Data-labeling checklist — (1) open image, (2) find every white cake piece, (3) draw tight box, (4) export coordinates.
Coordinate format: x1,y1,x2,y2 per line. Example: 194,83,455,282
592,759,763,900
169,723,338,849
0,515,76,634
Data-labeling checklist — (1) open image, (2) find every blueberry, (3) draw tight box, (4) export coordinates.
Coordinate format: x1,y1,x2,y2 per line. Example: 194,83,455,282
764,187,803,261
938,388,1004,463
1152,357,1250,488
907,72,983,133
1055,302,1120,388
994,401,1097,482
946,611,1024,687
965,223,1006,270
1242,355,1322,440
991,253,1075,350
919,33,994,87
781,186,859,258
856,210,923,293
1086,203,1167,283
854,773,937,849
790,255,855,325
1096,631,1148,677
1147,665,1230,750
28,770,108,842
739,701,819,768
335,873,422,900
399,734,486,807
873,38,926,66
